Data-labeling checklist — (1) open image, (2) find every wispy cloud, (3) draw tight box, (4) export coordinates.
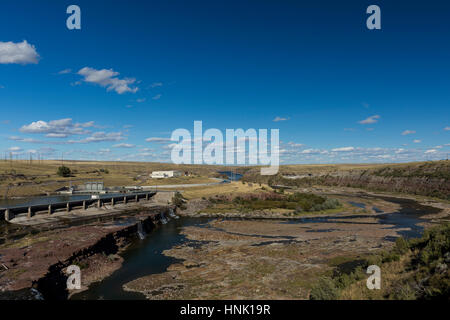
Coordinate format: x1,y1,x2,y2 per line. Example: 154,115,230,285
358,115,380,124
332,146,355,152
413,139,421,143
152,94,162,100
0,40,39,64
11,118,125,145
287,142,304,148
150,82,163,88
77,67,138,94
444,126,450,131
301,149,323,154
69,132,125,144
145,137,171,143
20,118,94,137
273,116,290,122
10,132,125,145
58,68,72,74
112,143,135,148
402,130,416,135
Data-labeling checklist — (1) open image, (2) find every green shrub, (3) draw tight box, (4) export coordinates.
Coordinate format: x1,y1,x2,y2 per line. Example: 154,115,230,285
57,166,71,177
394,237,409,255
173,192,187,210
310,277,340,300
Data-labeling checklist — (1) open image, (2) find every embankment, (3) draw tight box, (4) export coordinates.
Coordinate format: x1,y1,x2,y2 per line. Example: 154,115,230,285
243,162,450,200
0,206,175,300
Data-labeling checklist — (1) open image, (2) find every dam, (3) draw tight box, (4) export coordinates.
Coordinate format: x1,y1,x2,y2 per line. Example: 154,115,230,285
0,191,157,223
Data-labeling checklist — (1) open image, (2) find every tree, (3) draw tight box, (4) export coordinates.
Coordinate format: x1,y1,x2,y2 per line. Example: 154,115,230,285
57,166,72,177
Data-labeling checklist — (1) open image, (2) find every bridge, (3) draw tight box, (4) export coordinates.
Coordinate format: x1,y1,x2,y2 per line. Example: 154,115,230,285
1,191,156,222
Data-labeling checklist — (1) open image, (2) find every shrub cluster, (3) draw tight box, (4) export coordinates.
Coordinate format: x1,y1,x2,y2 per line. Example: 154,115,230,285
208,192,341,213
57,166,71,177
309,223,450,300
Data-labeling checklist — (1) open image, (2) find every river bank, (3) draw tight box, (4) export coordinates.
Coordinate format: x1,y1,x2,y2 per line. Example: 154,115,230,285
122,192,448,299
1,187,448,300
0,205,174,299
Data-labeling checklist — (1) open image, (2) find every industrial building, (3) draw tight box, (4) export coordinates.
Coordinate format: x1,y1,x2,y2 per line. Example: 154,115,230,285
150,170,182,179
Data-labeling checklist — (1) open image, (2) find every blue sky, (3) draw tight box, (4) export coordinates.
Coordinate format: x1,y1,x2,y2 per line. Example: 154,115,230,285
0,0,449,164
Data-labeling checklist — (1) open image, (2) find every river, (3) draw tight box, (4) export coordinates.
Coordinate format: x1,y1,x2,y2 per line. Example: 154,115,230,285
71,217,210,300
69,195,439,300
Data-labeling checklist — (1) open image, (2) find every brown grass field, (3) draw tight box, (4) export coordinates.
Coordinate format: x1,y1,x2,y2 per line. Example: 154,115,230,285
0,159,446,198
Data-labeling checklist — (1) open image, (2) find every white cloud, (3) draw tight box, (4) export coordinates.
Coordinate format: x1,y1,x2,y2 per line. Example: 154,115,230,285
112,143,135,148
77,67,138,94
273,116,290,122
152,94,162,100
358,115,380,124
424,149,437,154
58,68,72,74
287,142,304,148
332,146,355,152
146,137,171,143
13,118,124,145
20,118,93,136
46,133,68,138
301,149,322,154
8,146,22,152
413,139,421,143
0,40,39,64
162,143,178,150
444,126,450,131
136,98,146,103
70,132,124,144
402,130,416,135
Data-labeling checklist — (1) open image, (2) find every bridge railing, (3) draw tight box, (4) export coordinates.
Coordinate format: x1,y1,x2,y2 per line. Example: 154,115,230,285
1,191,156,221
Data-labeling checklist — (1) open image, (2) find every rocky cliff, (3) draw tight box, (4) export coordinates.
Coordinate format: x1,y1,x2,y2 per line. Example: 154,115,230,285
243,161,450,200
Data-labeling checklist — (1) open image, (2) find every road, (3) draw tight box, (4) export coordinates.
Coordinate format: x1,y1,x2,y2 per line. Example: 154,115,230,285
141,178,228,189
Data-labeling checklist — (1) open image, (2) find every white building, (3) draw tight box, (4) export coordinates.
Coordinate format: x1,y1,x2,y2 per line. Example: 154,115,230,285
151,170,183,179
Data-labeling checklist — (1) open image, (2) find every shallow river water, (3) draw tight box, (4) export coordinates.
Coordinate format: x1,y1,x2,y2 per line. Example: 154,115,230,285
70,195,439,300
71,217,210,300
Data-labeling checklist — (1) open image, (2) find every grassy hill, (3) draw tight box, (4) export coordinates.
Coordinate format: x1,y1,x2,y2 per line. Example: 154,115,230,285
242,161,450,200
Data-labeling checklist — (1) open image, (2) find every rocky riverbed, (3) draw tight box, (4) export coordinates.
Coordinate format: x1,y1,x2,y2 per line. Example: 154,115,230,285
123,191,449,299
0,206,172,299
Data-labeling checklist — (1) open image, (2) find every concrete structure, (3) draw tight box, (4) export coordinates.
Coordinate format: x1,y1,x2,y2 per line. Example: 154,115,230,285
2,192,156,222
151,170,182,179
85,181,105,192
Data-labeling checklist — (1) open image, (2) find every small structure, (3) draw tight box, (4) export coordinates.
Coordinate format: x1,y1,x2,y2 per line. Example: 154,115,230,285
85,181,105,192
55,186,74,195
151,171,182,179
